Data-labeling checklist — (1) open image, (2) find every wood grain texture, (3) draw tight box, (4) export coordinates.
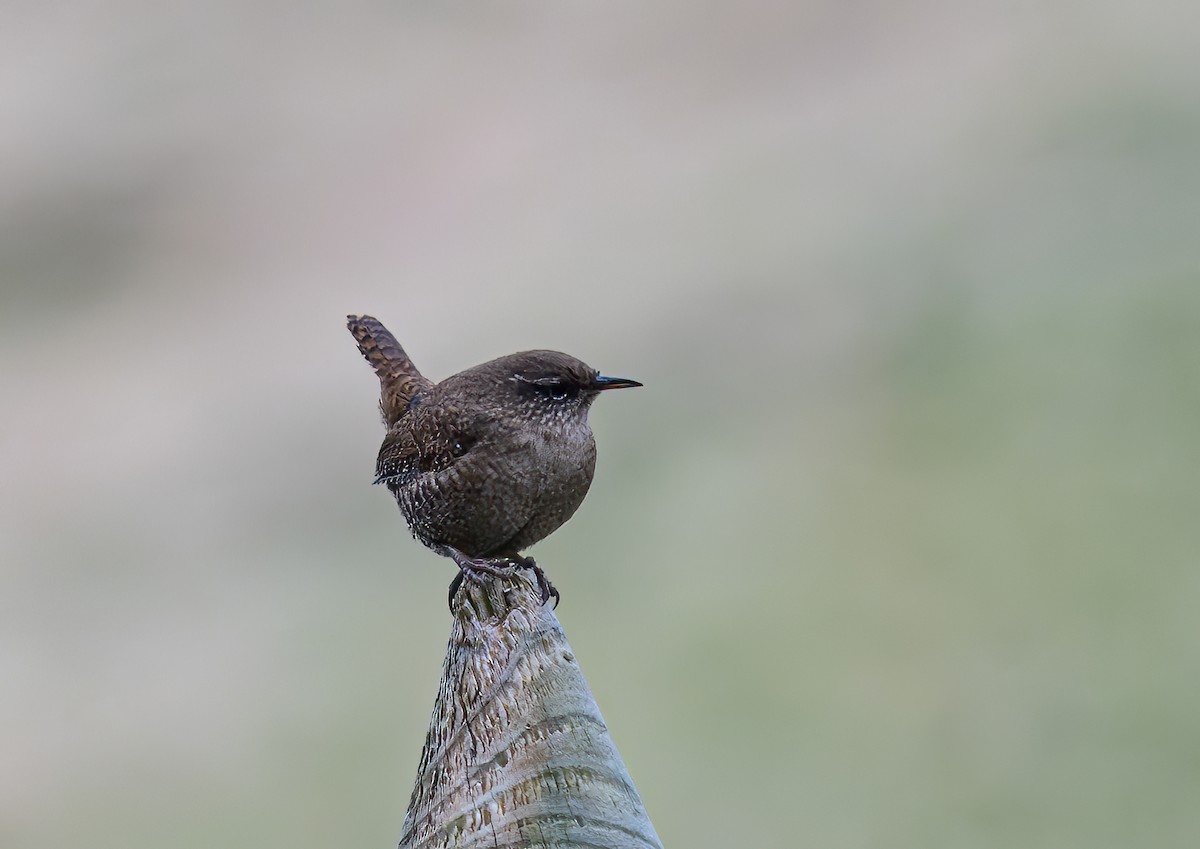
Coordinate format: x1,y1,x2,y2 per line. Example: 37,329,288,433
398,571,662,849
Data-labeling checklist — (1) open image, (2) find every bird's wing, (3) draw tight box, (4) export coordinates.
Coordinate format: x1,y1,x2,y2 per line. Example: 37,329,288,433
347,314,434,427
373,426,422,485
373,403,487,486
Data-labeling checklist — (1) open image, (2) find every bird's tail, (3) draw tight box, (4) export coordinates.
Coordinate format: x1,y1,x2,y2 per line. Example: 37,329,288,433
347,314,433,426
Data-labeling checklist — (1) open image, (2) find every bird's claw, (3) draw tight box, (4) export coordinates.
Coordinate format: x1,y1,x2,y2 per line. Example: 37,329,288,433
514,556,560,608
446,555,560,609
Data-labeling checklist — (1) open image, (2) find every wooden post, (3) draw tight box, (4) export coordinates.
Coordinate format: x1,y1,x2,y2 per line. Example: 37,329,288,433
397,570,663,849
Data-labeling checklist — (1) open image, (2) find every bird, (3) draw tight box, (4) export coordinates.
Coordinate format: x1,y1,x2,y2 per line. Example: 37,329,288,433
347,314,641,608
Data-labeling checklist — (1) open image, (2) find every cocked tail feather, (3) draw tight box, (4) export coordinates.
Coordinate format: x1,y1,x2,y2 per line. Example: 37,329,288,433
346,314,433,426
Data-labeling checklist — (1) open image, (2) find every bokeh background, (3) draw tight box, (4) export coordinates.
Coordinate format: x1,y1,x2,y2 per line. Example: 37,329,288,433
3,2,1199,847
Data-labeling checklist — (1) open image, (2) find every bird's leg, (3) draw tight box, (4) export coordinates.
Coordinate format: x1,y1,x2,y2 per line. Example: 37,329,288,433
435,544,512,579
437,544,558,609
437,545,522,610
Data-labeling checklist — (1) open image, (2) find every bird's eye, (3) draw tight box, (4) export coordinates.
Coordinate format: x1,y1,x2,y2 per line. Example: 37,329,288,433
514,374,579,402
533,381,576,402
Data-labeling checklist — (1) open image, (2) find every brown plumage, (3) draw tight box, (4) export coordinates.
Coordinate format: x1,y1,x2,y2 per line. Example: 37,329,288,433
347,314,641,606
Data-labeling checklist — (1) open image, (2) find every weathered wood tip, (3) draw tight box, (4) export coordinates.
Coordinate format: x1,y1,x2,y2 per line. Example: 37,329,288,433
398,570,662,849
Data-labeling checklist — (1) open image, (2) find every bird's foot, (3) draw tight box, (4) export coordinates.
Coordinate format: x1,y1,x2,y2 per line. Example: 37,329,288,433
446,556,512,609
443,551,559,609
459,558,514,581
512,556,560,608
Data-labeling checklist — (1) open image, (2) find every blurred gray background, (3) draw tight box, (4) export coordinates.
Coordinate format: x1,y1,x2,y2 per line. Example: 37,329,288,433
3,2,1199,847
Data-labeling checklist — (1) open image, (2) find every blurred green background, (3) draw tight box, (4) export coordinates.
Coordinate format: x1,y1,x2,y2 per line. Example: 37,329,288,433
3,2,1199,847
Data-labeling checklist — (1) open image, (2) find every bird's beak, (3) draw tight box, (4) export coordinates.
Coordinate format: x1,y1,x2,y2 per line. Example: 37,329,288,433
592,375,643,391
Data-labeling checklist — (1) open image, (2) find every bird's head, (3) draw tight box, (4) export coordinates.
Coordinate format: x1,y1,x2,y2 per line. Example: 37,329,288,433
470,350,642,425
